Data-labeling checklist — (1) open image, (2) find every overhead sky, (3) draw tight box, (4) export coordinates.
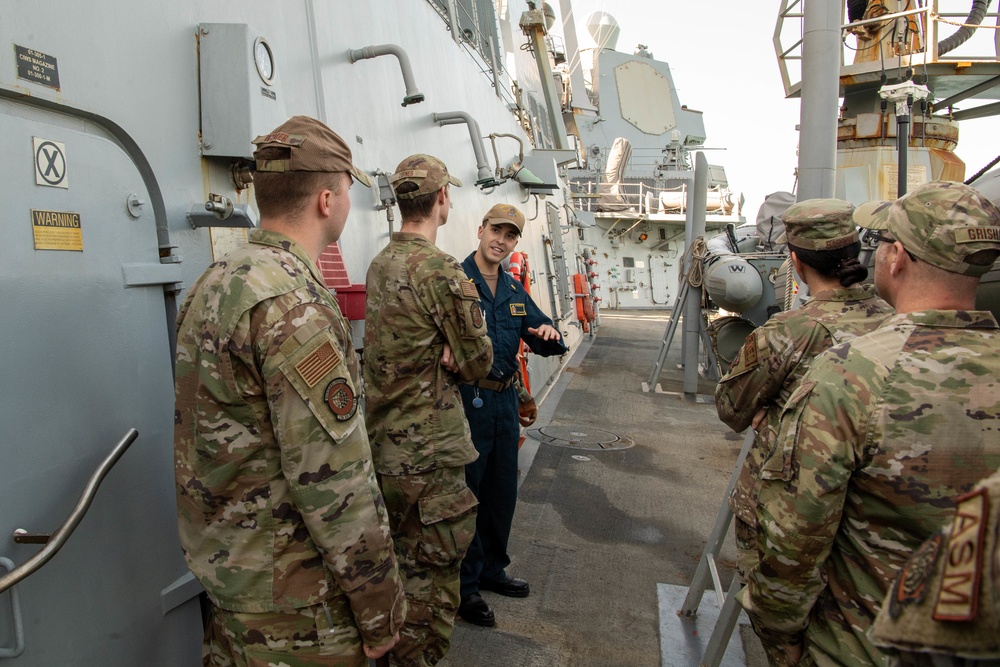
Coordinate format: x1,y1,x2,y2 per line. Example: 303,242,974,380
554,0,1000,221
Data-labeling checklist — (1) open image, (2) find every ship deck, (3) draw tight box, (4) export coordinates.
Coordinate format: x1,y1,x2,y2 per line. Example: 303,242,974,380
442,310,767,667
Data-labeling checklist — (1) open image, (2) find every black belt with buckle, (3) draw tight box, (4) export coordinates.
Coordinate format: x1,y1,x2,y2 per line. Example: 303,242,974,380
464,372,518,392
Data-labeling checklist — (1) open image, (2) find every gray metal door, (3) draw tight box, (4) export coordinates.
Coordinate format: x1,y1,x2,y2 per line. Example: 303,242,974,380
0,102,201,665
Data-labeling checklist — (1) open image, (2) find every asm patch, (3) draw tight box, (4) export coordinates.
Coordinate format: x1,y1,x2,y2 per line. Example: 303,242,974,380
324,378,358,422
510,303,526,316
296,341,341,388
933,488,988,621
461,281,479,298
471,306,484,328
887,532,943,619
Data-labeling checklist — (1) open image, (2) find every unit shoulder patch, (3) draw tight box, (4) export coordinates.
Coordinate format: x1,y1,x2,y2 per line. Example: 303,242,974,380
324,378,358,422
887,532,943,619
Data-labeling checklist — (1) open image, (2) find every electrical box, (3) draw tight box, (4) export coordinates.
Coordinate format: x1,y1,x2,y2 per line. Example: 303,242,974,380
198,23,288,158
624,268,635,283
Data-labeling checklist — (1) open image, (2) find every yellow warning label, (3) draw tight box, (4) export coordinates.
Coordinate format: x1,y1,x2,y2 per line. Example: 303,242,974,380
31,209,82,251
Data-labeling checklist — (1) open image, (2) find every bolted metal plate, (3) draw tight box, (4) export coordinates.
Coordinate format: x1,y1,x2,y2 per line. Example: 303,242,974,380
527,425,634,451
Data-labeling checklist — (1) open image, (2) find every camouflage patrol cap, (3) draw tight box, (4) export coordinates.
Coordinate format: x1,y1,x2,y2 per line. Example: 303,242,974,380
252,115,372,187
854,181,1000,276
390,154,462,199
482,203,525,235
871,468,1000,659
776,198,859,251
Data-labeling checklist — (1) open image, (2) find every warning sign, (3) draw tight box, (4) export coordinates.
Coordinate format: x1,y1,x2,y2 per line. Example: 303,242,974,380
31,209,83,251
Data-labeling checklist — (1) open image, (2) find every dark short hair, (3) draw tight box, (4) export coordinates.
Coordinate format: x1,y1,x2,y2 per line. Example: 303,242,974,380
253,147,343,219
396,181,439,219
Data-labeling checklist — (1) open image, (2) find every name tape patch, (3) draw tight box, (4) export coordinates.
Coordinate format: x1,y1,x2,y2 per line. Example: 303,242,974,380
956,227,1000,244
510,303,526,316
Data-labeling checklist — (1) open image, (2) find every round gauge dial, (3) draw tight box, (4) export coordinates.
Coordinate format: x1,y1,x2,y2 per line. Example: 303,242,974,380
254,37,274,85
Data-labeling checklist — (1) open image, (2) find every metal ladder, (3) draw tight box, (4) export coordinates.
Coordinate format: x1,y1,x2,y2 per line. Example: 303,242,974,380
680,429,755,667
644,270,720,393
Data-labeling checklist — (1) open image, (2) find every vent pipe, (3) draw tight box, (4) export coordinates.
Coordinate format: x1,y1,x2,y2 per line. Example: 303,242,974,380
433,112,498,187
348,44,425,106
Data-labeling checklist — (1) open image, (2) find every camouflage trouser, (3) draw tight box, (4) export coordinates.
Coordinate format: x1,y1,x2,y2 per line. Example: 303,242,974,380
203,598,367,667
734,516,759,585
378,466,479,667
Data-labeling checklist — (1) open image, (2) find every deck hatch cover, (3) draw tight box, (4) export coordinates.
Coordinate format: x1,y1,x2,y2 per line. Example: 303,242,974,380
527,425,633,450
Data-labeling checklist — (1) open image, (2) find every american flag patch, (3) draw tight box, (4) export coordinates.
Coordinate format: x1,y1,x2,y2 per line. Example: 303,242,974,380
295,341,341,388
461,281,479,298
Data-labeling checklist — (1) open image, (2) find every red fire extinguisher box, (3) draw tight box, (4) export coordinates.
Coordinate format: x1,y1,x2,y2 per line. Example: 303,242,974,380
334,284,367,321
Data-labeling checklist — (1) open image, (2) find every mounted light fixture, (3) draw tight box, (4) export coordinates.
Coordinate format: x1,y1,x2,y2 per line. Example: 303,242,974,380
487,132,544,188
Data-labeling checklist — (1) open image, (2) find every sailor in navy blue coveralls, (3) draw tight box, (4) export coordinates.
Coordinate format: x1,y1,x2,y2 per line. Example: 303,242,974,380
456,204,567,628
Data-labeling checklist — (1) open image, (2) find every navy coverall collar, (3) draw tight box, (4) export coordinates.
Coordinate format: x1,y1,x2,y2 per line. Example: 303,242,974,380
462,252,516,306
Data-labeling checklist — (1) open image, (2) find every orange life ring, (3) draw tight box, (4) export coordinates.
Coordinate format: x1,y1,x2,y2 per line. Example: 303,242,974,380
573,273,588,323
510,252,534,394
583,294,596,322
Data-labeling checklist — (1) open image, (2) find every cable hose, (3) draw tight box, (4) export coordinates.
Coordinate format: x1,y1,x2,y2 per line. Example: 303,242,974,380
938,0,992,55
966,153,1000,184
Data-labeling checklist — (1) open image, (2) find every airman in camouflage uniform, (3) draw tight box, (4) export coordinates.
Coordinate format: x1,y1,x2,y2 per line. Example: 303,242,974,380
715,199,892,586
174,116,404,667
872,466,1000,666
744,181,1000,667
364,154,493,667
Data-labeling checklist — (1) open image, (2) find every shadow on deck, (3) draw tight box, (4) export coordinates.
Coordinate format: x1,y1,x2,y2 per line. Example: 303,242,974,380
441,310,767,667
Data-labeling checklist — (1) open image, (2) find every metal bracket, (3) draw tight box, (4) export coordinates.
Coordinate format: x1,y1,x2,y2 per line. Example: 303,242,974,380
12,531,49,545
187,193,257,228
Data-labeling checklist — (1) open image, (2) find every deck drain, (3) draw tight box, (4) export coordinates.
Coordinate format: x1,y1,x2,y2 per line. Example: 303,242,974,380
527,425,634,451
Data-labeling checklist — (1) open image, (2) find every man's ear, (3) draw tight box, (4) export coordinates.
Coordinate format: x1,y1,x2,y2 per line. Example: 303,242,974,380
889,242,908,277
317,188,333,218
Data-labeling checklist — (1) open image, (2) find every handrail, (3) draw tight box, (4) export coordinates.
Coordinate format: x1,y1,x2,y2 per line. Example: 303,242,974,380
0,558,24,658
774,0,1000,98
0,429,138,594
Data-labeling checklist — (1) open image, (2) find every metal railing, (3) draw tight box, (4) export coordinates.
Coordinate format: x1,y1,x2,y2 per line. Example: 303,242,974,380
425,0,519,109
569,178,737,218
775,0,1000,97
0,429,138,595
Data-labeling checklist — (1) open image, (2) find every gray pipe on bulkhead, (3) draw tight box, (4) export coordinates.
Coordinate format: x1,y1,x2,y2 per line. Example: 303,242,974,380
796,0,841,200
433,112,496,186
348,44,425,106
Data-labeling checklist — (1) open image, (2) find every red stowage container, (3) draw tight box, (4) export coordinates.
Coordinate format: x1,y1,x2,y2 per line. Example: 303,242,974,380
335,284,367,321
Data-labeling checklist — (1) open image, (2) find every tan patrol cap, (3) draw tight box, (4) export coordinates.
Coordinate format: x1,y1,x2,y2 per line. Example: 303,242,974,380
854,181,1000,276
776,198,859,250
390,154,462,199
482,203,525,235
252,115,371,187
